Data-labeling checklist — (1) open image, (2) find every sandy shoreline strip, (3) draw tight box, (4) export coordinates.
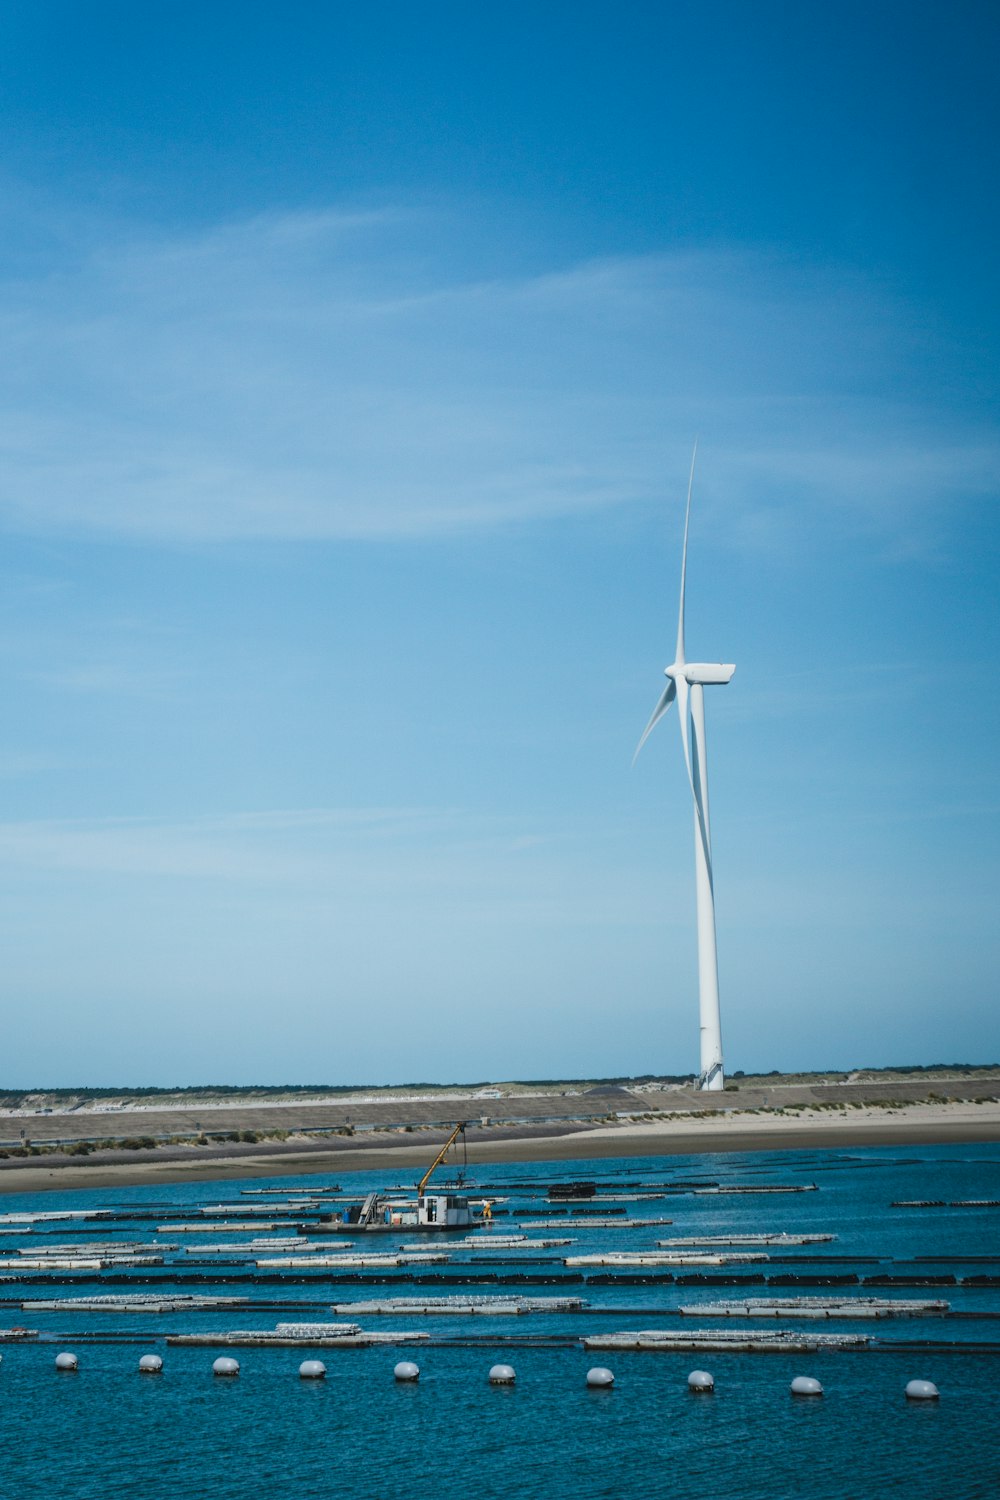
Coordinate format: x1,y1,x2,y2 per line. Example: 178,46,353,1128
1,1100,998,1194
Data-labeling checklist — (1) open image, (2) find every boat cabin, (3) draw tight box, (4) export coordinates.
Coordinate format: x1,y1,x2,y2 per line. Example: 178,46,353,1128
331,1188,475,1231
417,1192,473,1228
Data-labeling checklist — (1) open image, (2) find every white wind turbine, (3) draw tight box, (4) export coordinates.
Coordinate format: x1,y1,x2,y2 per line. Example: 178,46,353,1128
635,446,735,1091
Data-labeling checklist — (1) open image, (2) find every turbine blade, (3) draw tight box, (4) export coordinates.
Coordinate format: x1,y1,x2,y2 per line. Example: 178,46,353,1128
692,753,713,878
675,439,698,666
677,674,713,875
632,678,676,764
687,687,714,879
675,673,694,795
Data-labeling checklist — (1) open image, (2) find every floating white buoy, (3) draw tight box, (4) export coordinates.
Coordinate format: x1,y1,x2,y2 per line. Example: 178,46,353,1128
488,1363,516,1385
394,1361,420,1382
790,1376,823,1397
586,1367,615,1388
688,1369,714,1393
299,1360,326,1379
212,1356,240,1377
54,1352,78,1371
905,1379,940,1401
138,1354,163,1374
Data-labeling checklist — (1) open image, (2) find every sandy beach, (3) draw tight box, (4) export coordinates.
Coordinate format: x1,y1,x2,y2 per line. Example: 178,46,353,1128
2,1098,998,1195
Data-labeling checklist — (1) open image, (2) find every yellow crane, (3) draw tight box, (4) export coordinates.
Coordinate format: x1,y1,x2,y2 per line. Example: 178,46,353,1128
416,1121,467,1197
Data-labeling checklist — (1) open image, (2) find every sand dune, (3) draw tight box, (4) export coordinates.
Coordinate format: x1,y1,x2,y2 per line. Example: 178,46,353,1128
2,1097,998,1193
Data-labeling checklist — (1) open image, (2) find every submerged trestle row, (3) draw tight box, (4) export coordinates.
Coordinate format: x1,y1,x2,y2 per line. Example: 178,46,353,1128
1,1166,998,1375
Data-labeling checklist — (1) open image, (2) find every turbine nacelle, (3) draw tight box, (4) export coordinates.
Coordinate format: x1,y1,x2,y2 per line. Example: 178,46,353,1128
666,663,736,687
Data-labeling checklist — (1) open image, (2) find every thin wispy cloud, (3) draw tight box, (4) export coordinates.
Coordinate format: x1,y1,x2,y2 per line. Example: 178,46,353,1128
26,661,183,697
0,806,553,886
0,201,994,545
0,805,666,948
0,751,68,777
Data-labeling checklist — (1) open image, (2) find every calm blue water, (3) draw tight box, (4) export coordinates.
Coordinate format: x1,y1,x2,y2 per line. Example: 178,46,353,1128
1,1144,998,1499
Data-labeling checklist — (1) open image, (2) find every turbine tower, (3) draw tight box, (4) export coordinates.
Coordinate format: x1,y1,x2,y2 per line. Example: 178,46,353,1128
635,447,735,1091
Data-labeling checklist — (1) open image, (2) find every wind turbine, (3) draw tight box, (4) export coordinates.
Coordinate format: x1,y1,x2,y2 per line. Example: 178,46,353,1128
635,446,735,1091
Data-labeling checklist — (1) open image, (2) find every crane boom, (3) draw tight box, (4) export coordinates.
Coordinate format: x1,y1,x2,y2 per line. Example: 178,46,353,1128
417,1121,467,1197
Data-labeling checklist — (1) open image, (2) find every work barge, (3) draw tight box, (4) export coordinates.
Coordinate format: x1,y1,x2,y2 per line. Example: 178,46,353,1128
319,1122,478,1233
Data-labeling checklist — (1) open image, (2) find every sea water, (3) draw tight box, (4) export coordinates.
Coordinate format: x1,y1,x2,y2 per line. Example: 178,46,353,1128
0,1143,997,1500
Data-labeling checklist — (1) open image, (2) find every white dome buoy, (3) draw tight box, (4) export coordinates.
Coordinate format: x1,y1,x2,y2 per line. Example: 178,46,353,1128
586,1367,614,1388
905,1379,940,1401
488,1363,516,1385
299,1360,326,1379
55,1352,78,1371
212,1356,240,1377
394,1361,420,1382
138,1354,163,1374
688,1369,714,1393
790,1376,823,1397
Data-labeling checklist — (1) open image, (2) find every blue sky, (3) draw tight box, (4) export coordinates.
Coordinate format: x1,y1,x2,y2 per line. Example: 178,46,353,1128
1,2,997,1086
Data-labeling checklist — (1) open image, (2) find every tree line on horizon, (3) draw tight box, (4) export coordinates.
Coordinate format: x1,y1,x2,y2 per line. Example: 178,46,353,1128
2,1061,998,1108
